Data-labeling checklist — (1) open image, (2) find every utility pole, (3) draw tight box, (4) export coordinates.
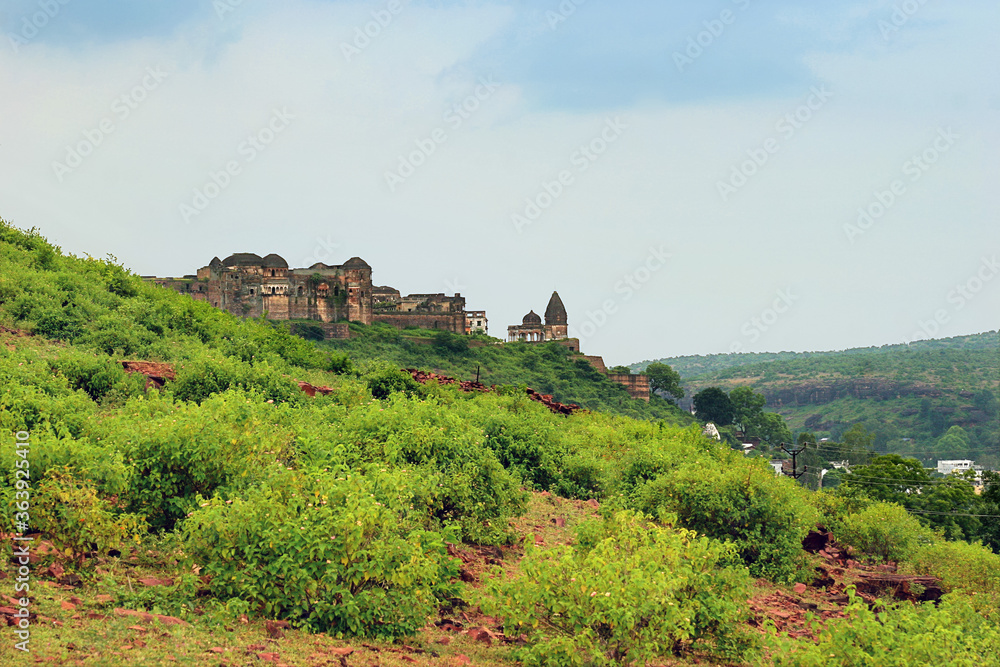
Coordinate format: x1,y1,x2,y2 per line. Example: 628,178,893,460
779,443,807,480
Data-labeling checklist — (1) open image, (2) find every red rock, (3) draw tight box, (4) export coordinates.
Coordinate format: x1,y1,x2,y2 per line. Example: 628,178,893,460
793,583,807,594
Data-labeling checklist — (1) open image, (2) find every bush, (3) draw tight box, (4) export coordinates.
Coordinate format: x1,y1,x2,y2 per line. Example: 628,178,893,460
636,459,817,582
836,502,935,563
112,391,293,530
767,589,1000,665
311,396,527,545
905,540,1000,614
181,467,457,638
485,511,755,666
32,468,146,566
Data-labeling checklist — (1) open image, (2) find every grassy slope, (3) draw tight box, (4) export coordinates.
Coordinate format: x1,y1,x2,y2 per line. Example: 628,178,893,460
315,324,695,424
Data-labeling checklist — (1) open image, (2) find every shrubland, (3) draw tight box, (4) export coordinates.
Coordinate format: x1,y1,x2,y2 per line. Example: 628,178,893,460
1,219,998,666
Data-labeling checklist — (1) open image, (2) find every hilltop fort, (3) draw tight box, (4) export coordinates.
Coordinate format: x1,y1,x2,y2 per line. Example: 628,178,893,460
144,252,481,335
146,254,648,400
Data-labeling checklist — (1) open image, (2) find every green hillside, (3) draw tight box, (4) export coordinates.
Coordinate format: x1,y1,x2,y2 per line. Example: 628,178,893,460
635,334,1000,467
2,219,999,666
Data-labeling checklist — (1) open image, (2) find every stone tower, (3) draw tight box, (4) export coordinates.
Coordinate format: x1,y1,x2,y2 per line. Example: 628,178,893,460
544,291,568,339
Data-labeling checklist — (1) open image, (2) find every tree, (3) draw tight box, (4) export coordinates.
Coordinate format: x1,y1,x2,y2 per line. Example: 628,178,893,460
831,424,875,466
692,387,734,426
797,431,818,446
608,365,633,374
642,362,684,404
754,412,792,446
840,454,931,507
935,425,970,460
729,386,766,434
839,454,984,541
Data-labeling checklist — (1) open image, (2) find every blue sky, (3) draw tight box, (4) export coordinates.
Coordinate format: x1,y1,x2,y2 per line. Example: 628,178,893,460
1,0,997,363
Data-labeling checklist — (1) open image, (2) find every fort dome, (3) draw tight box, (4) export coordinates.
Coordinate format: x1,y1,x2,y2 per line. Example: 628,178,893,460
342,257,371,270
545,291,567,325
522,310,542,325
221,252,263,267
262,253,288,269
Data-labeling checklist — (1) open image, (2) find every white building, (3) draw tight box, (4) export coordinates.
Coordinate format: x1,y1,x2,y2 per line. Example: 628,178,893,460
937,460,975,475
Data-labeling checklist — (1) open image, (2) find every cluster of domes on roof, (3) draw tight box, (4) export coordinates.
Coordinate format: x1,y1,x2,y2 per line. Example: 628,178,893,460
211,254,370,271
521,291,566,326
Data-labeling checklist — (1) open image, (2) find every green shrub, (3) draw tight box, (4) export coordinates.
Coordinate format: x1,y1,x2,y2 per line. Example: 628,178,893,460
32,468,146,566
767,589,1000,665
552,451,610,500
636,459,817,582
312,396,527,545
364,365,420,400
172,355,301,404
181,467,457,638
836,502,935,563
112,391,293,530
485,510,756,666
906,540,1000,614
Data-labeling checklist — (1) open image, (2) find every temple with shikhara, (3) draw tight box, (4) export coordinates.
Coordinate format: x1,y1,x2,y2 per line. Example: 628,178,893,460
144,252,477,334
507,291,570,343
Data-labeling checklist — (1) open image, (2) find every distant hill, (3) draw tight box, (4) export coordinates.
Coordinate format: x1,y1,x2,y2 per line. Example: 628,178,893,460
631,332,1000,467
632,332,999,379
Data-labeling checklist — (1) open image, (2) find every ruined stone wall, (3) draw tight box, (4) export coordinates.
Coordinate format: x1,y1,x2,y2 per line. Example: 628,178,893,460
373,312,466,333
579,355,607,373
607,373,650,401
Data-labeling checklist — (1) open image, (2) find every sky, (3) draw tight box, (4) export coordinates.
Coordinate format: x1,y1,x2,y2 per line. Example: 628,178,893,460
1,0,997,365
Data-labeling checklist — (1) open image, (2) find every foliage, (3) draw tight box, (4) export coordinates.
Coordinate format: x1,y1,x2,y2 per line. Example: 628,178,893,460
834,501,935,563
839,455,984,541
181,467,458,637
905,540,1000,614
324,324,696,425
32,468,146,566
642,362,684,403
729,386,766,433
484,511,755,665
692,387,734,426
766,589,1000,666
635,459,817,582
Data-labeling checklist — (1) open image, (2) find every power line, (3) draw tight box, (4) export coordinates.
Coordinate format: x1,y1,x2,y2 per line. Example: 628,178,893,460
807,443,1000,457
905,508,1000,519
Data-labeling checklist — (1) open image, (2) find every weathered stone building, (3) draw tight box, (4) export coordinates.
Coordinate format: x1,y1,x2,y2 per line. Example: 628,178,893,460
148,253,373,323
507,291,649,401
147,254,478,334
507,291,569,343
